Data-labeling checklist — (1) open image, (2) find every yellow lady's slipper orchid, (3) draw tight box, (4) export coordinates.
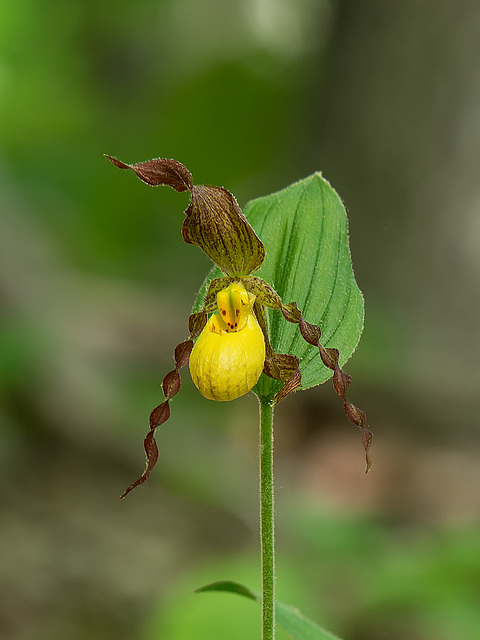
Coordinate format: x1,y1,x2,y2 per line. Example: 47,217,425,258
189,283,266,401
106,154,371,498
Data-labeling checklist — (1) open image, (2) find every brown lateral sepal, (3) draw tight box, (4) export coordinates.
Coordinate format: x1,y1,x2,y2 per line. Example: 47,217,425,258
273,367,302,404
255,302,302,404
263,351,299,383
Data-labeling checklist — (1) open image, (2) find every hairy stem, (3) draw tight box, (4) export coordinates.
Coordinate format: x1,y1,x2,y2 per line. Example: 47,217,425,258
259,398,275,640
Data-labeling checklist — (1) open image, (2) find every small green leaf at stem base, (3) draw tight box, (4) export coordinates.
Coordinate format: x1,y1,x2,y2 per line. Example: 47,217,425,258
194,581,344,640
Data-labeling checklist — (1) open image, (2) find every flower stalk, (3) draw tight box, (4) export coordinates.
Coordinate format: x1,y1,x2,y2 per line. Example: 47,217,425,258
259,398,275,640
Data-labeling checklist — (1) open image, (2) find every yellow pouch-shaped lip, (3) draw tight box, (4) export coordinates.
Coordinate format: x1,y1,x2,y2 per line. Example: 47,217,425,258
189,284,266,401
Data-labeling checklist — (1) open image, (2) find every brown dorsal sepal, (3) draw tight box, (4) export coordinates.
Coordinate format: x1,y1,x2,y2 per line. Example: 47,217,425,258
105,155,193,191
182,185,266,276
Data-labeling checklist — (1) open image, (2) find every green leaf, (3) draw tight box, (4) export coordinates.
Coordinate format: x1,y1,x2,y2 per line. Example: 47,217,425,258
195,580,257,601
195,581,343,640
194,173,364,402
248,173,363,398
275,601,343,640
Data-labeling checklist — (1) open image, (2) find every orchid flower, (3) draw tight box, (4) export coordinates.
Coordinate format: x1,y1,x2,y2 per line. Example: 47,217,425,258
105,156,371,499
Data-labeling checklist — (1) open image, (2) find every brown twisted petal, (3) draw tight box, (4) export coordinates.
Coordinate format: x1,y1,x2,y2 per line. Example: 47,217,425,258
162,369,181,399
263,351,299,382
243,277,283,309
120,339,193,498
248,282,372,471
304,328,372,473
188,312,208,340
150,400,171,427
174,340,193,368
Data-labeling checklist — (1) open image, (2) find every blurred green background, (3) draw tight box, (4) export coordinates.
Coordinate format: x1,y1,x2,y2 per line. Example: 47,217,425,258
1,1,480,639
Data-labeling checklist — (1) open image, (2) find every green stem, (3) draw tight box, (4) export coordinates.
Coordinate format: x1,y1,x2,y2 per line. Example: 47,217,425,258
259,398,275,640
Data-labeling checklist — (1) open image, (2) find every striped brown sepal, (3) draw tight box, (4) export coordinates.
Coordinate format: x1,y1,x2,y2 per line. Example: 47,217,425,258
254,302,302,404
183,185,265,276
298,317,372,473
105,155,265,277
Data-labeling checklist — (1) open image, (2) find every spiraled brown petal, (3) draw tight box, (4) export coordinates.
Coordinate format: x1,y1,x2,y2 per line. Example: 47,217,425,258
298,315,322,346
280,302,302,324
119,430,160,499
120,340,193,498
162,370,181,400
174,340,194,369
149,400,171,429
188,312,208,339
243,277,283,309
245,278,372,471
